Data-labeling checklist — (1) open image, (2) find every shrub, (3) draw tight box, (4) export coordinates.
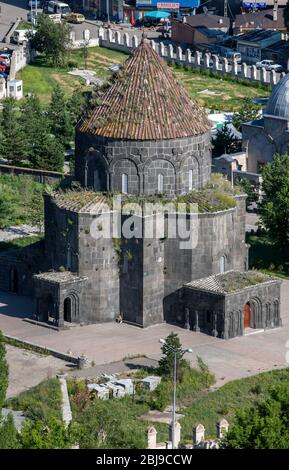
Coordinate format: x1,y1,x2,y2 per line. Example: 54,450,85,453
0,331,8,409
6,378,62,422
151,380,172,411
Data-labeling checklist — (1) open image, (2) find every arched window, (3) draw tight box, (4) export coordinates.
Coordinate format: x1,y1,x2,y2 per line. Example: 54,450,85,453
157,174,164,193
122,173,128,193
189,169,193,191
219,255,226,273
67,247,72,271
9,268,18,293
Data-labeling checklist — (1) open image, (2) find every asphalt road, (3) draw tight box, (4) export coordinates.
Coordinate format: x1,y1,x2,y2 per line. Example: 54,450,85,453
0,1,29,41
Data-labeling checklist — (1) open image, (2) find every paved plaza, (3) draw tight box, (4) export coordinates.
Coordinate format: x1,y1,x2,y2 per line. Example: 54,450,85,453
1,280,289,389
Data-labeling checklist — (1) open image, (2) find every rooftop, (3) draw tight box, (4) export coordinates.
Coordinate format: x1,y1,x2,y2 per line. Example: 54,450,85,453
50,174,241,214
234,8,286,30
185,271,277,294
51,190,112,213
34,271,87,284
265,73,289,120
235,29,281,43
78,37,210,140
174,13,230,29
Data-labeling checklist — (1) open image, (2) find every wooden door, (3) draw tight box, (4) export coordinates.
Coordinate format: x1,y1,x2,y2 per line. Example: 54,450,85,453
244,303,251,328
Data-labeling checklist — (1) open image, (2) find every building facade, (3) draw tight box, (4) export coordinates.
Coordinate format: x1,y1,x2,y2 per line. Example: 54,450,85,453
243,73,289,173
0,37,282,338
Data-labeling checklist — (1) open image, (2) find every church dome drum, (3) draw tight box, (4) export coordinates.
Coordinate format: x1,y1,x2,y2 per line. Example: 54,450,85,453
75,37,211,197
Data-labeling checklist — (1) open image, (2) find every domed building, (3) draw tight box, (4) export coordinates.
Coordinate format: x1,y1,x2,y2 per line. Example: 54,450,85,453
75,36,211,196
0,38,282,338
243,74,289,173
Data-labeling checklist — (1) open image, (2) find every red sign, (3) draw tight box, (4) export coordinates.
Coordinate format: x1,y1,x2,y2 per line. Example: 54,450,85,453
157,2,180,8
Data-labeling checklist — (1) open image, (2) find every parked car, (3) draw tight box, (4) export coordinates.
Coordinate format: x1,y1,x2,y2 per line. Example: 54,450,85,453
66,12,85,24
222,50,242,63
256,60,283,72
0,56,10,66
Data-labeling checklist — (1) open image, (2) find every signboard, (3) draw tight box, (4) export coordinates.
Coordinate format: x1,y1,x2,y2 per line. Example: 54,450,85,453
241,2,266,7
136,0,199,8
157,2,180,8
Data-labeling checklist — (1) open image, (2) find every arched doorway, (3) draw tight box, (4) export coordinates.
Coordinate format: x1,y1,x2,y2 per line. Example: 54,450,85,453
64,297,72,323
9,268,18,293
243,302,251,329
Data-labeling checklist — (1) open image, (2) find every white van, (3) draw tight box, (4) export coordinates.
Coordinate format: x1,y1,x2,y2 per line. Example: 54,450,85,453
47,1,71,17
11,29,32,45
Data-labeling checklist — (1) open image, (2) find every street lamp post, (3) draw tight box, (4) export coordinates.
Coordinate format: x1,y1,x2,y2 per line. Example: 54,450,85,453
159,339,192,449
106,0,110,24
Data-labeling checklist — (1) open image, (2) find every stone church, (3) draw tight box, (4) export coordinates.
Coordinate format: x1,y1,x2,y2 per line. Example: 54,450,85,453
0,38,282,339
243,73,289,173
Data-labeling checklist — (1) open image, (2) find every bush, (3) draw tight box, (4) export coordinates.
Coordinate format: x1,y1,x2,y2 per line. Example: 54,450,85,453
0,331,8,409
76,398,148,449
150,380,172,411
0,414,21,449
6,378,62,422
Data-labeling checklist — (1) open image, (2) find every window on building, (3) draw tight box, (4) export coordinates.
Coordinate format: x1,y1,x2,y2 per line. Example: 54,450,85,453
122,173,128,193
67,247,72,270
123,254,128,274
157,173,164,193
219,255,226,273
189,169,193,191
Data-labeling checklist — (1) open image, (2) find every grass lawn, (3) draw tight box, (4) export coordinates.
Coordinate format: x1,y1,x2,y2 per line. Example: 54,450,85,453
0,235,43,253
171,65,269,112
0,174,47,229
180,368,289,442
17,46,269,110
247,232,289,279
17,47,128,105
5,368,289,447
5,378,62,422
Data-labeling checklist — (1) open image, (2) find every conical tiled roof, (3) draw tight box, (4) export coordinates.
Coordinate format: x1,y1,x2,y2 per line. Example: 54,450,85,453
79,38,210,140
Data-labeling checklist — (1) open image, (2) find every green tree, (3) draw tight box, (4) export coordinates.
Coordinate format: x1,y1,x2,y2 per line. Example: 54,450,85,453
29,14,71,67
239,178,259,209
20,417,78,449
232,98,260,131
31,133,64,172
67,89,89,127
0,331,8,408
158,332,188,381
0,414,21,449
223,385,289,448
21,94,48,162
27,188,44,233
259,154,289,247
48,85,73,148
77,399,146,449
212,123,242,157
0,98,27,165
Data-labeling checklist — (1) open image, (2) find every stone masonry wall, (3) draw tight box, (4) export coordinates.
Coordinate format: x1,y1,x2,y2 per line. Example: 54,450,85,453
163,195,247,323
75,131,211,196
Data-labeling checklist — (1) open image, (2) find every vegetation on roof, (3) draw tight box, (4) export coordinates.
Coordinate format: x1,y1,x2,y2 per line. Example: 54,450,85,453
52,174,241,214
219,271,271,293
51,188,112,211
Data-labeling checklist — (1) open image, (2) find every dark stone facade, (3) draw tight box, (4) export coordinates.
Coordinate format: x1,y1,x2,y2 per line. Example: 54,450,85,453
182,279,282,339
75,131,211,197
